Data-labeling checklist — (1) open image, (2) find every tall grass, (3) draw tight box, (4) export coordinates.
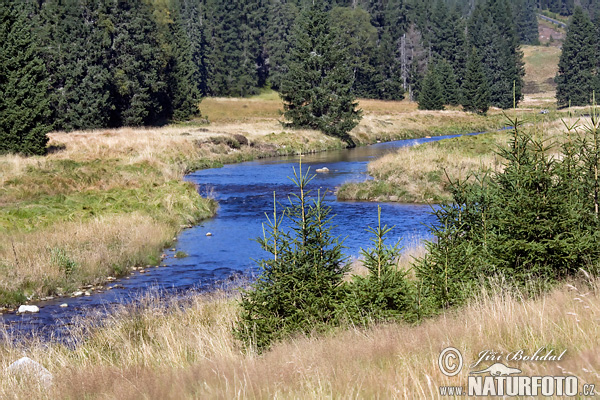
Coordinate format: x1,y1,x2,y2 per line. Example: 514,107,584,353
1,274,598,399
339,114,589,203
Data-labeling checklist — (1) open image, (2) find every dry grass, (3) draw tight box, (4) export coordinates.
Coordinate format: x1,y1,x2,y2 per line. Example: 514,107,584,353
522,45,561,96
338,112,596,203
1,275,598,399
338,131,509,203
0,214,173,299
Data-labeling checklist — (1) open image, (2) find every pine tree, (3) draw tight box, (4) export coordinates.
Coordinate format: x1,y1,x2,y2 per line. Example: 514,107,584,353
178,0,210,96
0,3,51,155
235,163,349,352
340,207,415,324
556,6,597,107
330,6,378,99
203,0,267,97
280,3,361,147
514,0,540,45
109,0,168,126
467,0,524,109
35,0,113,131
418,66,445,110
461,48,490,114
436,59,461,106
157,3,201,121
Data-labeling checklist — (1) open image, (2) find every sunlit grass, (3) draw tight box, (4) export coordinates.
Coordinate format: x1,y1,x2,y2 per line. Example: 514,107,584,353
1,274,598,398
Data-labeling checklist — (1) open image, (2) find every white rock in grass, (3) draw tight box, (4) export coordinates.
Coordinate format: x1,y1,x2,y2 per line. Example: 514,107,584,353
7,357,53,388
17,305,39,314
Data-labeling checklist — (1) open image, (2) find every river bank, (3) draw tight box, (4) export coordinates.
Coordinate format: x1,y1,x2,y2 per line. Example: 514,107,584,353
1,274,597,398
338,114,584,203
0,97,523,308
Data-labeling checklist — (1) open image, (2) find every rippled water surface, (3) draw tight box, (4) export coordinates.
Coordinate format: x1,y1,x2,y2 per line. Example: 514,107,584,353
2,134,468,338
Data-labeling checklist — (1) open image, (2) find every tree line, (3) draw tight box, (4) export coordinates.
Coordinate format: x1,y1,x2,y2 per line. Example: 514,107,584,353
1,0,536,155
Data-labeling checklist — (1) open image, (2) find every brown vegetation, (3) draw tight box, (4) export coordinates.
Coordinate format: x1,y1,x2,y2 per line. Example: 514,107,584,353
1,273,597,399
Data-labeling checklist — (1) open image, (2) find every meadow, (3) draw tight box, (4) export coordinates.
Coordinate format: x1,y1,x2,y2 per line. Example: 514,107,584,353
0,93,517,307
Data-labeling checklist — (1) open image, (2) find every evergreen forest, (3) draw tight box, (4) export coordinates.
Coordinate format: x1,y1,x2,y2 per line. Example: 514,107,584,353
1,0,542,155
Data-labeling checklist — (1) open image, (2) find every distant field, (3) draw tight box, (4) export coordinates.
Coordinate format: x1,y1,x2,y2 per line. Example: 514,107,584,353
520,44,560,107
199,93,420,124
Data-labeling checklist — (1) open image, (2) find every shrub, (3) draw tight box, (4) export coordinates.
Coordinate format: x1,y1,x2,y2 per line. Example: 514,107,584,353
338,207,418,324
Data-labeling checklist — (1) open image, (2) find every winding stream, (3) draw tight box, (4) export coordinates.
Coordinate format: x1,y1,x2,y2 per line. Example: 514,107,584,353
1,133,472,340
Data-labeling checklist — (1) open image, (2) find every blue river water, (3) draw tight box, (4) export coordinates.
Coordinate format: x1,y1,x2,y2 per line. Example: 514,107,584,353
1,133,470,339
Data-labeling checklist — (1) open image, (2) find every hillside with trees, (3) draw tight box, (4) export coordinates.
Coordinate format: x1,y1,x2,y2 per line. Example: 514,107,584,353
1,0,536,154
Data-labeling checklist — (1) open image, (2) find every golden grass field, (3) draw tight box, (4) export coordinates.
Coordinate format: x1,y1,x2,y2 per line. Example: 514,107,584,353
1,268,598,399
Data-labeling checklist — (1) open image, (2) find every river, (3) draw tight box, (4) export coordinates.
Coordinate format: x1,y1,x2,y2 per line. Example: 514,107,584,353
1,133,470,340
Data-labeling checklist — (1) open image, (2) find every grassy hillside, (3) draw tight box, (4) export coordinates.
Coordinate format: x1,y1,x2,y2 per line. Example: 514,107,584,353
522,45,561,97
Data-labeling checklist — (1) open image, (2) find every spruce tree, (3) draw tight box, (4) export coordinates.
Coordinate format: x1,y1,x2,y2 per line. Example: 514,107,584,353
178,0,210,96
418,66,445,110
461,48,490,114
158,3,201,121
235,163,349,352
35,0,113,131
467,0,524,109
556,6,597,107
280,3,361,147
330,6,378,99
340,207,415,324
437,59,461,106
0,3,51,155
514,0,540,45
203,0,267,97
265,0,298,91
109,0,168,126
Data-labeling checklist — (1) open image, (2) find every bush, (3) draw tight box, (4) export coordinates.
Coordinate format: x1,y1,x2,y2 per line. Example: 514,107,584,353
415,113,600,311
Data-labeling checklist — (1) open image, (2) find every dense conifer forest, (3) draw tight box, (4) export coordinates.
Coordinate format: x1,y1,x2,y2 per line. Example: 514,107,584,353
4,0,600,155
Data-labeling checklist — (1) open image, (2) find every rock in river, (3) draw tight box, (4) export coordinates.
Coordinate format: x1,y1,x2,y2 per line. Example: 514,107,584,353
17,305,39,314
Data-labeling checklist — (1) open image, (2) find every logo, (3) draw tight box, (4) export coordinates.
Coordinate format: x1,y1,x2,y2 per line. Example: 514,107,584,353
437,347,597,397
470,362,521,376
438,347,463,377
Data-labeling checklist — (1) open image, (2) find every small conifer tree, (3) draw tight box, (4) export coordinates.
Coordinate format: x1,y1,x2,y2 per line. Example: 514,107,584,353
235,162,349,352
339,207,415,324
